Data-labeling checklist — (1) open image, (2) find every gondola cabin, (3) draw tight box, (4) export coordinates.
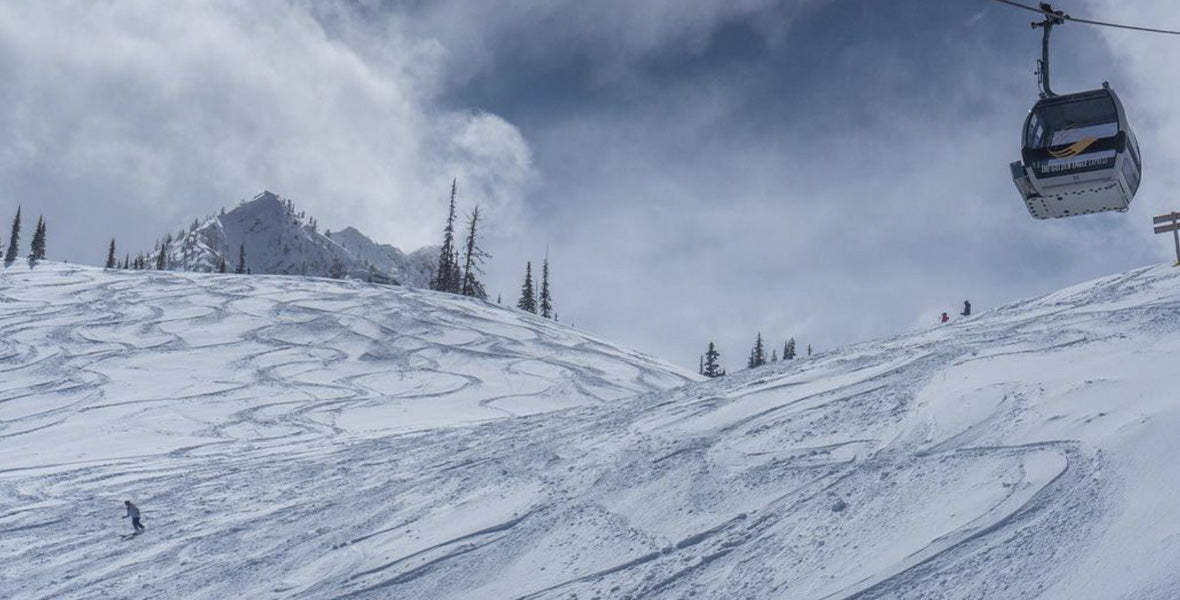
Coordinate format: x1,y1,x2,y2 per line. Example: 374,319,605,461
1010,84,1141,219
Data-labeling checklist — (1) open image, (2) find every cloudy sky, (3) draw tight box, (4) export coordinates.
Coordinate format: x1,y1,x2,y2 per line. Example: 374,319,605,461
2,0,1179,370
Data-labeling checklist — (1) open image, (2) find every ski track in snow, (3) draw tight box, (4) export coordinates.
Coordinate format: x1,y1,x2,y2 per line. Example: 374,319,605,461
3,263,1180,599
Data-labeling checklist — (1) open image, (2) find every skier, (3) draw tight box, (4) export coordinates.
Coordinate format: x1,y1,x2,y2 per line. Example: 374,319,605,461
961,300,972,317
123,500,145,533
940,312,950,323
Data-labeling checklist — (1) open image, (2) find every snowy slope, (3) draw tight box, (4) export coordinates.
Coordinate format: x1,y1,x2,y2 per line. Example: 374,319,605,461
4,263,1180,599
164,191,434,285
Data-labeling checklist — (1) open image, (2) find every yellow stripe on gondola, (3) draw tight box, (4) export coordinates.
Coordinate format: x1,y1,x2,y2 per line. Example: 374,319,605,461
1048,136,1099,158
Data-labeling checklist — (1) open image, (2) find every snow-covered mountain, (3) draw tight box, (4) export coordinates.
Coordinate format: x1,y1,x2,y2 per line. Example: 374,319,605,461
325,226,436,288
4,262,1180,598
162,191,436,286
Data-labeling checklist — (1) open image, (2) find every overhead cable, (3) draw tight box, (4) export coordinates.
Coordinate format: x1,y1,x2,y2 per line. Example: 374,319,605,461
985,0,1180,36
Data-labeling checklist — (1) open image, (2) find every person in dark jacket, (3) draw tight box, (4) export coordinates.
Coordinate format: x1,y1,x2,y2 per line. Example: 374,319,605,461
123,500,145,532
961,300,972,317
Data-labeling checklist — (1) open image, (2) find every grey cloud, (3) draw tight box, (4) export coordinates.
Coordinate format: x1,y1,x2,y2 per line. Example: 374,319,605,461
376,0,825,84
484,17,1161,369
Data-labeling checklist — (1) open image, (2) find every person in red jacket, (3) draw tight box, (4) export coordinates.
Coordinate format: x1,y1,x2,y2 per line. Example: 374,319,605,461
940,312,950,323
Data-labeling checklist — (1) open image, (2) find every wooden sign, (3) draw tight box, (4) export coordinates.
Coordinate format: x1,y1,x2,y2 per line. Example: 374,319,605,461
1153,211,1180,266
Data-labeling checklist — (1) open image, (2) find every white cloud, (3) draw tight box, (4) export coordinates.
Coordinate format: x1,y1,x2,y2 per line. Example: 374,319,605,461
1088,0,1180,222
0,0,532,250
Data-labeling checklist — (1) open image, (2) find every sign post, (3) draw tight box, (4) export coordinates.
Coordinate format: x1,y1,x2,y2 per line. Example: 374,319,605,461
1153,211,1180,266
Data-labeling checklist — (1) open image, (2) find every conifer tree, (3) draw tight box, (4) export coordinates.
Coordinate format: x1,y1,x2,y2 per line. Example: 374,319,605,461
539,253,553,319
450,249,462,292
699,355,704,375
122,253,129,270
35,217,45,259
771,349,778,362
747,332,766,369
703,342,724,378
28,215,46,264
432,179,461,293
517,261,537,313
4,206,21,267
218,257,228,273
460,205,489,299
105,239,117,269
155,236,168,270
784,337,796,360
236,243,247,274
